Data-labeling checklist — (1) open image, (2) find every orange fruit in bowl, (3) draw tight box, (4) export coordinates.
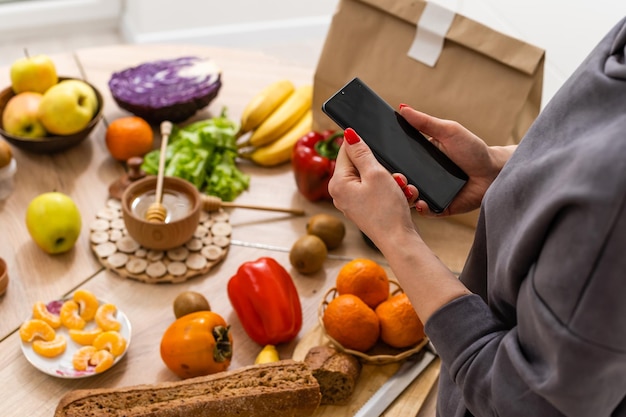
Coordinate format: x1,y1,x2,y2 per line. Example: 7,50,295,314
375,293,425,349
105,116,154,161
322,293,380,352
335,258,390,309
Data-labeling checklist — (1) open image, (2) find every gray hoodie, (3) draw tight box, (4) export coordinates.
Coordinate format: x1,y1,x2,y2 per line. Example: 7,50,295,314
426,17,626,417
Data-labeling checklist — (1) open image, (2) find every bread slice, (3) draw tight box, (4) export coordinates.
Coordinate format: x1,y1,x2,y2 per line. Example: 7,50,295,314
54,360,321,417
304,345,362,405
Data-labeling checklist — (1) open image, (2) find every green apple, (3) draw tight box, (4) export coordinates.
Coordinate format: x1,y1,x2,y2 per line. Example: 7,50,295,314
10,54,58,94
1,92,47,139
26,192,82,254
38,79,98,135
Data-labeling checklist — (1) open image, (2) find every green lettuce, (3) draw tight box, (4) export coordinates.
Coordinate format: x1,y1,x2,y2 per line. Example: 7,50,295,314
142,109,250,201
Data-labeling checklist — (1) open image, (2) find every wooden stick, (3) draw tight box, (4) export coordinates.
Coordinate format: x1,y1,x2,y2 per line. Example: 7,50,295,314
145,121,172,222
201,195,305,216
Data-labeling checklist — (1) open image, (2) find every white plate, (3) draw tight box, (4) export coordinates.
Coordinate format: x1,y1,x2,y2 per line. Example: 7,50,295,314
20,298,132,378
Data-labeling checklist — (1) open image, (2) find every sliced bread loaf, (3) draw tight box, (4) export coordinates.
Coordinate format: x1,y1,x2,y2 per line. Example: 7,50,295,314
304,345,362,405
54,360,321,417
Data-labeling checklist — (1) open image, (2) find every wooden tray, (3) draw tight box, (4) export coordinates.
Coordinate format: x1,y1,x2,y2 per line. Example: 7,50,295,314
89,199,230,284
293,324,440,417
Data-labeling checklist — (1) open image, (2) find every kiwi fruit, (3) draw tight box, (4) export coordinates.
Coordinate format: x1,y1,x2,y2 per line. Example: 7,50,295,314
290,234,328,275
306,213,346,250
173,291,211,318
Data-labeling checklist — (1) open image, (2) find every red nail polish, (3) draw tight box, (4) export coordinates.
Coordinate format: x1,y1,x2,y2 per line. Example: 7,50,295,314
394,176,407,188
402,186,413,199
399,103,408,110
344,128,360,145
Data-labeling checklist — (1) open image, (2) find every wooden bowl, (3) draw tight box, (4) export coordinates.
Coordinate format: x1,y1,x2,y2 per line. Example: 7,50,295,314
318,281,429,365
0,77,104,154
121,176,202,251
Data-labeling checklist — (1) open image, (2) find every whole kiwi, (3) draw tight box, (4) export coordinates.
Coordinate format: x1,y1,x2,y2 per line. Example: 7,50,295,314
306,213,346,250
173,291,211,318
290,234,328,275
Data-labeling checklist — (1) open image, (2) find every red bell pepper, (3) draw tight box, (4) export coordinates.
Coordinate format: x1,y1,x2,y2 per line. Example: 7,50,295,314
227,257,302,346
292,130,344,201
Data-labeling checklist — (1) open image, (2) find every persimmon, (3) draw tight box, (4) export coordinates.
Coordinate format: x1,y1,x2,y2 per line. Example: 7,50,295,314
375,293,425,348
335,258,390,308
160,311,233,379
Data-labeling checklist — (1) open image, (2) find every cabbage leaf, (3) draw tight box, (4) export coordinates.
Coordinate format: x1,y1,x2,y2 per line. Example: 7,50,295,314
142,109,250,201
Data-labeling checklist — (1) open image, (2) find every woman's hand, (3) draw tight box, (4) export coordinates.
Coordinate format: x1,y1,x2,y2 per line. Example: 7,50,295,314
329,127,472,324
399,106,515,217
328,128,419,247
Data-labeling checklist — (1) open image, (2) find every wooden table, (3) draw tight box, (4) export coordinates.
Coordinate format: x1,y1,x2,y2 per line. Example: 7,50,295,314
0,44,475,417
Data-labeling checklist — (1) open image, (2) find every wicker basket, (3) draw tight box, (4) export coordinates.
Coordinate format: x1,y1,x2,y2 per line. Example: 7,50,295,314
318,280,428,365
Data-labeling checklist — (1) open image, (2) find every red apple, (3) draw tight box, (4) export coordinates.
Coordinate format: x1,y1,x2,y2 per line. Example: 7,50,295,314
1,92,47,139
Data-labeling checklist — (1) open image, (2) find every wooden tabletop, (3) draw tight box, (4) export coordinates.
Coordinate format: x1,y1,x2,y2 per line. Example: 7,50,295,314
0,44,475,417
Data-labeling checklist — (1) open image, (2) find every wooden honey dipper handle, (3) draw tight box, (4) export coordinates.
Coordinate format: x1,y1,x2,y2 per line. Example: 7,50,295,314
201,195,305,216
145,121,173,223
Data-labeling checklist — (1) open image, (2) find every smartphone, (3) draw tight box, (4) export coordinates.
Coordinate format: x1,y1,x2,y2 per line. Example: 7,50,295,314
322,77,468,213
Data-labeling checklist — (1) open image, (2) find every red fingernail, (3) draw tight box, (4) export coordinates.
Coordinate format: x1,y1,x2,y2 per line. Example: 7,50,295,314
402,187,414,199
399,103,408,110
415,205,422,212
343,128,360,145
394,176,407,188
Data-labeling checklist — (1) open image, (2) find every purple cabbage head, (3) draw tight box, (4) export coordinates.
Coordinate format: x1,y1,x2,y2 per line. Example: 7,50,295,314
108,56,222,124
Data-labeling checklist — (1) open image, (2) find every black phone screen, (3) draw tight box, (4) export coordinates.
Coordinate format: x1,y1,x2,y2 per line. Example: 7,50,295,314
322,77,468,213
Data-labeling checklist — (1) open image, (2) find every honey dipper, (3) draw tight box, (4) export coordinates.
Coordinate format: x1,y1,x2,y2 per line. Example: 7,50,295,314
145,121,173,223
201,195,305,216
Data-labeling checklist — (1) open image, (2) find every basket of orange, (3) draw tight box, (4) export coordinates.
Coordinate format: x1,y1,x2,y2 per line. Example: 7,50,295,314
318,258,428,365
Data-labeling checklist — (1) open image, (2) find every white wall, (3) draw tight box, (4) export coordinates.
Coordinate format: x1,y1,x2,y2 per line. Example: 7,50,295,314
119,0,626,106
120,0,337,48
0,0,121,39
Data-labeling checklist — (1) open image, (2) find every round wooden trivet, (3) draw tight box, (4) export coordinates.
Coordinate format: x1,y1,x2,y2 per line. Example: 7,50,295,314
90,199,231,284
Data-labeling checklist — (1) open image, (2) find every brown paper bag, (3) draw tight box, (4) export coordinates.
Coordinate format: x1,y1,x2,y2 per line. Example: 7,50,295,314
312,0,545,228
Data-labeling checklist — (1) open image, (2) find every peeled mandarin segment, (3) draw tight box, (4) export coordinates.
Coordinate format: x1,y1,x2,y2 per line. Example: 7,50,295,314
68,327,103,346
32,301,61,329
60,300,86,330
19,319,56,343
73,289,99,321
95,303,121,332
90,349,115,373
93,330,127,357
73,346,97,371
32,334,67,358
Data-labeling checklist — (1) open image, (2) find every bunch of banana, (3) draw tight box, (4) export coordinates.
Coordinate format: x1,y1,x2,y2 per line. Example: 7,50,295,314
238,80,313,167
